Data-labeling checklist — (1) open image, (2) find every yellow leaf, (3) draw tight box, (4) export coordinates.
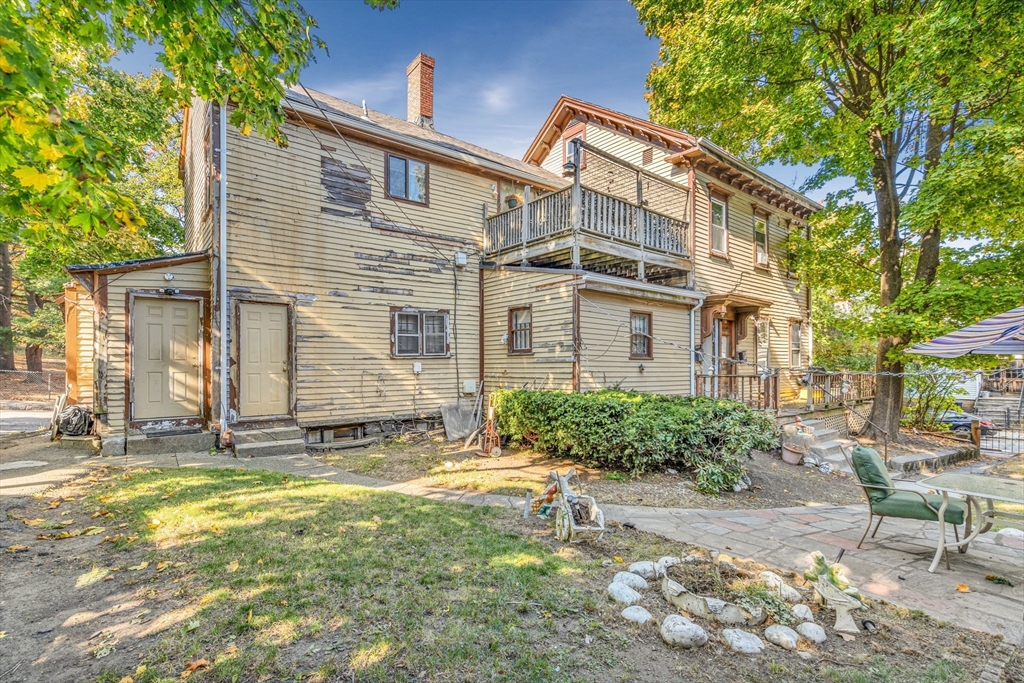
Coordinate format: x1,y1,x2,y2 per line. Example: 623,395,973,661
5,544,29,553
135,665,148,676
156,561,171,571
12,167,59,191
223,645,239,656
39,145,64,162
22,518,46,527
613,556,624,563
83,526,105,536
226,560,239,573
956,583,970,593
147,518,161,529
128,561,149,571
118,676,134,683
0,54,17,74
371,515,382,524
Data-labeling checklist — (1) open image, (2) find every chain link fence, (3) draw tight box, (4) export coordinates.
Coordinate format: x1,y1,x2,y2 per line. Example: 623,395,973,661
0,369,66,401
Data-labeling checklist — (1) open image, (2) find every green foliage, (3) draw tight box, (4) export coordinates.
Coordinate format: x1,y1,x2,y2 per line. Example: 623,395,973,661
901,366,966,431
1,0,392,241
12,302,63,354
492,389,778,493
731,582,798,626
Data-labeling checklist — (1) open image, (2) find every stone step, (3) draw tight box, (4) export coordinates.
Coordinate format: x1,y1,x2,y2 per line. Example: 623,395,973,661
235,438,307,458
808,438,856,462
890,445,976,474
126,431,214,455
232,426,304,445
810,427,840,443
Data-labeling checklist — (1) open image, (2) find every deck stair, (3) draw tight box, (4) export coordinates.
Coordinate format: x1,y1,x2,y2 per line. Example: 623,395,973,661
778,417,858,473
233,426,306,458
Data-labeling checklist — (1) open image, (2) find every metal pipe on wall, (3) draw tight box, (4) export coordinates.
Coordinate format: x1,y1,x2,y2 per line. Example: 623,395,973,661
690,302,702,396
218,101,229,432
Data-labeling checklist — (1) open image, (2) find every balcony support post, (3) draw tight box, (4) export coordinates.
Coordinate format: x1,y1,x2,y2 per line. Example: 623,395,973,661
570,139,582,269
521,185,531,265
636,171,645,281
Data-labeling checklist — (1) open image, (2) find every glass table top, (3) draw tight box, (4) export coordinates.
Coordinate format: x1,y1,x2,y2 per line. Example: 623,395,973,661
919,473,1024,503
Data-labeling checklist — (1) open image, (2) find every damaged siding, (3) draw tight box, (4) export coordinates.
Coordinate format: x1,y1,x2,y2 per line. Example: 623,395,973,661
183,99,214,252
577,289,692,394
482,268,575,397
223,119,491,426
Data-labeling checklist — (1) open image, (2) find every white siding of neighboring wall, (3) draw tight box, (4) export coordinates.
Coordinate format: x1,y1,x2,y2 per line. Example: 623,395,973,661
183,99,214,252
482,268,575,396
102,260,211,436
577,289,693,394
222,118,500,427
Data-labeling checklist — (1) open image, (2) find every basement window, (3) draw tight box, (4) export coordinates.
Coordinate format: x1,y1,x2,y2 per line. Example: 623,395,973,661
387,154,428,204
391,308,449,357
630,312,653,359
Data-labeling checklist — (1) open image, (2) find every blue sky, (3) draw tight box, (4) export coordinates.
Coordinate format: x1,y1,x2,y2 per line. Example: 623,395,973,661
112,0,821,199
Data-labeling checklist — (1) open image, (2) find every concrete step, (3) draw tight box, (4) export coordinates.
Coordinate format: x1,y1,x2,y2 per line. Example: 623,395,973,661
233,426,303,445
808,438,858,469
810,427,840,443
890,445,976,475
235,438,307,458
58,435,100,452
127,431,214,455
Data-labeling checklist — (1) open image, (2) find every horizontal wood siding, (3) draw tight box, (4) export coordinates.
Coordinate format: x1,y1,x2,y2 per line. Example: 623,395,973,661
69,285,95,407
183,99,214,252
482,268,574,396
577,289,692,394
224,118,493,426
103,260,211,435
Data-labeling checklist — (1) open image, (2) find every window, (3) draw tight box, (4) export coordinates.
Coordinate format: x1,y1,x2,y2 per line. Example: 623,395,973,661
630,312,653,359
710,197,728,255
387,154,428,204
756,318,771,369
391,309,448,357
789,321,803,368
561,123,586,167
754,216,768,267
508,306,532,354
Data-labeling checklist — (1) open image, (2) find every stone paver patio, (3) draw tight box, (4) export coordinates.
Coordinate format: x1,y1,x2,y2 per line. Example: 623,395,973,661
3,440,1022,646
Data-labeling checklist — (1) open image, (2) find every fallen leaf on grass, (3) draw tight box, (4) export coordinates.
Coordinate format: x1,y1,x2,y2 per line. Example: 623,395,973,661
280,476,289,484
102,535,123,545
94,646,115,659
83,526,105,535
44,499,62,510
371,515,382,524
22,518,47,527
838,633,856,642
147,518,161,529
125,536,138,543
91,510,112,519
118,676,134,683
5,544,30,553
156,561,171,572
955,583,971,593
180,658,209,678
183,619,200,633
613,556,624,563
223,645,239,656
226,560,239,573
128,561,149,571
986,574,1014,587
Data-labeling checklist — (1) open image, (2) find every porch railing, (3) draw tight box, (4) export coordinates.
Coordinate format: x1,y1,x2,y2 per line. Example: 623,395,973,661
805,371,876,408
695,373,779,411
485,186,689,258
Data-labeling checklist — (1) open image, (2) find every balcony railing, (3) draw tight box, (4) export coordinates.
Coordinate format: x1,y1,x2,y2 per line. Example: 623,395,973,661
804,371,876,408
695,373,779,411
485,186,689,259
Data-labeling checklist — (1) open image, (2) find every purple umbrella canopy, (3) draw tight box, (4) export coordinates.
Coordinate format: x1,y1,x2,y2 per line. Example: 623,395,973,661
907,306,1024,358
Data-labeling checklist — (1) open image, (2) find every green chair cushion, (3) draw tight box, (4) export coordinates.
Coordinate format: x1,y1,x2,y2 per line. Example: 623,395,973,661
871,491,967,525
852,446,894,504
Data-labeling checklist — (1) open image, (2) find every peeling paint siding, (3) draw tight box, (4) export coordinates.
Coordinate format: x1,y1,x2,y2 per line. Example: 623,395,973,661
103,260,211,435
223,119,493,425
183,99,214,252
578,289,692,394
482,268,575,398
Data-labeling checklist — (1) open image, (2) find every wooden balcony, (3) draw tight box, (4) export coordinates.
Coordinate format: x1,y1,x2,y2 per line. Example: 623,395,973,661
484,185,691,281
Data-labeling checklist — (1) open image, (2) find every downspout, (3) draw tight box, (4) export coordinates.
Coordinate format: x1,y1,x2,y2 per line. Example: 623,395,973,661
690,302,702,396
218,101,229,433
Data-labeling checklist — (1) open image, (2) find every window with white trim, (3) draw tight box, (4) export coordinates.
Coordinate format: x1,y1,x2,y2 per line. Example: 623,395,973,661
391,309,449,357
789,321,803,368
710,197,728,254
754,216,768,267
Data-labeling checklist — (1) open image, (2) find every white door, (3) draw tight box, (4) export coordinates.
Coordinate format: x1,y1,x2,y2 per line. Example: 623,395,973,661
238,303,290,417
133,298,201,420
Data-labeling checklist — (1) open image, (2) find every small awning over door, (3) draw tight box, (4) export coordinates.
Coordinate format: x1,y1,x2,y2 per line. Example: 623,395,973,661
907,306,1024,358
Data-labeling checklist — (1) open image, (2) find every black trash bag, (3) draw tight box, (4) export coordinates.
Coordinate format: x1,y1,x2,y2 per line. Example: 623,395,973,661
57,405,93,436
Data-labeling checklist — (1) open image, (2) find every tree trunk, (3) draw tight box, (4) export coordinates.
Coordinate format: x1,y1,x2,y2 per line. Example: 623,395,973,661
25,290,44,372
0,243,14,371
866,132,905,441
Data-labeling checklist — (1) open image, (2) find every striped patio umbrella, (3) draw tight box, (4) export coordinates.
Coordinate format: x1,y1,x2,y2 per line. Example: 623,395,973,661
907,306,1024,358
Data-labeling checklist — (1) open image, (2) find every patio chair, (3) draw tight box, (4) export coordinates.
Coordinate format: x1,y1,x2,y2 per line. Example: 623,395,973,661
841,445,967,570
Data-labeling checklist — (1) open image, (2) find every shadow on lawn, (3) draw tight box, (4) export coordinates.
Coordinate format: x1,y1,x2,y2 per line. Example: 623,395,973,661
93,468,593,683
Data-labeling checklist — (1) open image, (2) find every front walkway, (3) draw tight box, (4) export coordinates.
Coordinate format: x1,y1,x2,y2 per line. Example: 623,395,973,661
3,440,1022,645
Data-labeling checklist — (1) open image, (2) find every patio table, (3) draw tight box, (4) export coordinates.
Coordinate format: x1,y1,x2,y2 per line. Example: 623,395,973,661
918,472,1024,573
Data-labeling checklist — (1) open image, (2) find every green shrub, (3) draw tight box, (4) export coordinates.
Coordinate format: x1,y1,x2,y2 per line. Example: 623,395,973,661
492,389,778,494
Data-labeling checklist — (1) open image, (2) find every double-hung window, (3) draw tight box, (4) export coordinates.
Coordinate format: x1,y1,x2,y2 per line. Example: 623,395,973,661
630,312,653,359
789,321,803,368
387,154,428,204
754,216,769,268
391,309,448,357
710,197,728,255
508,306,532,354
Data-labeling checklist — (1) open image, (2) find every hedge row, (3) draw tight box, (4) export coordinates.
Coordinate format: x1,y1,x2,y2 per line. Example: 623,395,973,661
492,389,778,494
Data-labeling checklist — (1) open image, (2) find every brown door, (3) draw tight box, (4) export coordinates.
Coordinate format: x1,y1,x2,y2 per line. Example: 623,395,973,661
133,298,201,420
238,302,290,417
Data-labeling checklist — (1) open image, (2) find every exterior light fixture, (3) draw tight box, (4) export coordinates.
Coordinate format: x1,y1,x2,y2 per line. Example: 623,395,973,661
562,160,577,177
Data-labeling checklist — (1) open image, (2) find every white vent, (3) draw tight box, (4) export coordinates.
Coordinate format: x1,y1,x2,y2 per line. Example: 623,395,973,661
757,252,769,265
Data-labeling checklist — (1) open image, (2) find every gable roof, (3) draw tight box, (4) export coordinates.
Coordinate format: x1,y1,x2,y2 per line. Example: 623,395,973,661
284,87,566,191
524,96,820,219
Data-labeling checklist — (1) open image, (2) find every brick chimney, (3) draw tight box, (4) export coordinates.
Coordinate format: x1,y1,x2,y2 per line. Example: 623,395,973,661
406,53,435,130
